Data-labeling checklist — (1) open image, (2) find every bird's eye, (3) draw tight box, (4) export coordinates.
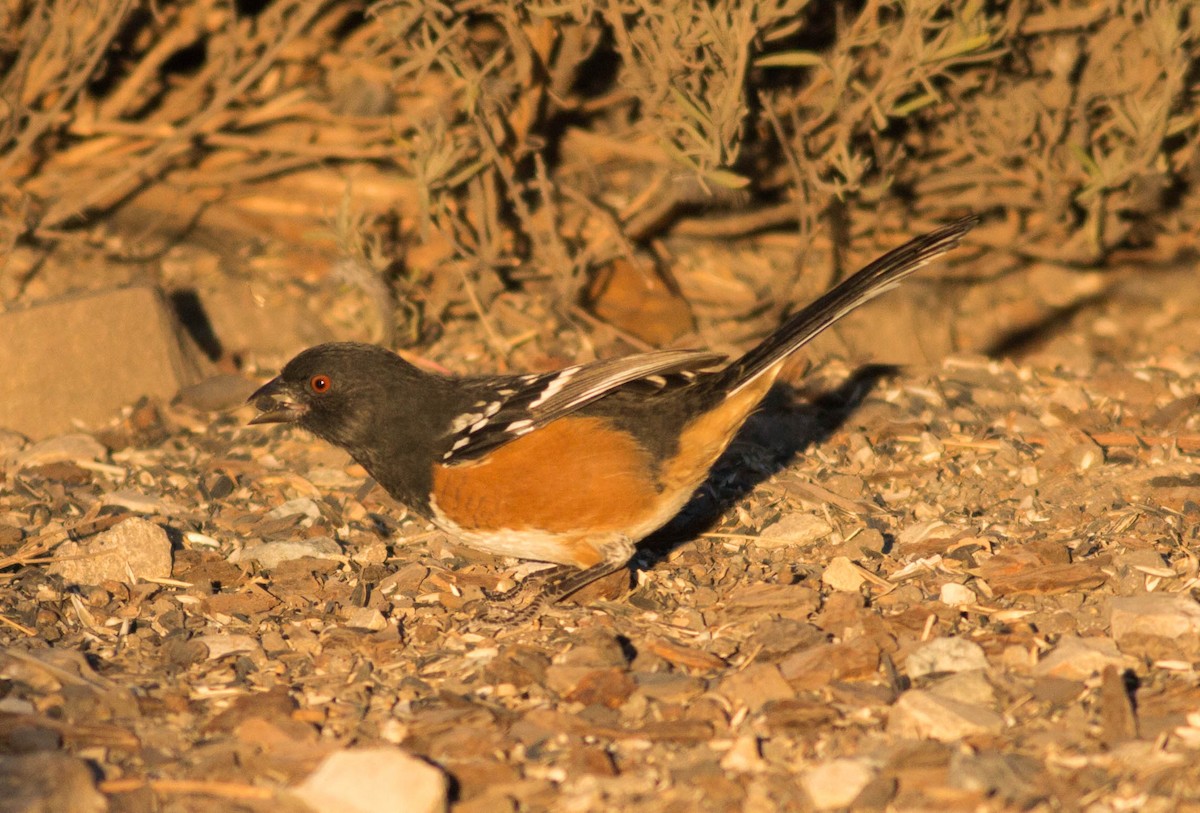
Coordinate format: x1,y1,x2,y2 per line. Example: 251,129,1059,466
309,375,331,394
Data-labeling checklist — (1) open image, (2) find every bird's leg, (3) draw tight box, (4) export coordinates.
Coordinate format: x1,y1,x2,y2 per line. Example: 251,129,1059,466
484,544,632,623
482,564,577,601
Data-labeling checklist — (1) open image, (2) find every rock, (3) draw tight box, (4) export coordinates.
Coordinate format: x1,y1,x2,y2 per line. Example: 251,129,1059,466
1034,635,1131,680
0,752,107,813
821,556,866,592
801,758,875,810
888,689,1004,741
949,751,1046,807
757,514,833,549
719,734,765,774
0,286,210,438
343,607,388,632
907,637,989,679
101,490,182,515
49,518,172,586
266,497,324,522
231,537,343,569
290,747,447,813
927,670,996,706
939,582,976,606
717,663,795,711
1110,594,1200,660
10,434,107,469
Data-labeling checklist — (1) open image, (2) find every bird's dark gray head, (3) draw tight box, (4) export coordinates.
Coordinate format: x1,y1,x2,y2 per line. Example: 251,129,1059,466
249,342,426,451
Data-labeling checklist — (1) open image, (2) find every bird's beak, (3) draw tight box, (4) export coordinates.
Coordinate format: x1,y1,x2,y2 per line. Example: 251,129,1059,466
247,377,306,425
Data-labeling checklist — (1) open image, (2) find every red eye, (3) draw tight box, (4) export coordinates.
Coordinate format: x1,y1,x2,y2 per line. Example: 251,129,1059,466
310,375,331,394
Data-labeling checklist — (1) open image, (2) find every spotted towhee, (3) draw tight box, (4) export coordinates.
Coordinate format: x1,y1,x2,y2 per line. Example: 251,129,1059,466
250,216,978,616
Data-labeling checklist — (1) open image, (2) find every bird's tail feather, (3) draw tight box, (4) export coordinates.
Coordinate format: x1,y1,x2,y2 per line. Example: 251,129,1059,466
724,215,980,394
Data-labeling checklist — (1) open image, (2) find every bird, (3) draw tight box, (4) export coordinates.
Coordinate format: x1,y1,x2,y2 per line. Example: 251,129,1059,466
249,216,979,617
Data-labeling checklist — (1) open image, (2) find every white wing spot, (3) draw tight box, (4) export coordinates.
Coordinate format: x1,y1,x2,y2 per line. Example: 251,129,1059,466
469,417,490,433
645,375,667,386
530,368,578,409
452,436,471,450
505,419,534,433
483,401,502,417
450,411,483,433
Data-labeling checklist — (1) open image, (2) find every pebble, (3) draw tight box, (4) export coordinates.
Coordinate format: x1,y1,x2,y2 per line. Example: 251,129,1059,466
939,582,976,606
756,514,833,549
801,758,875,810
230,536,343,569
11,434,106,469
907,637,989,679
1110,594,1200,660
888,689,1004,741
821,556,866,592
289,747,447,813
49,517,172,586
344,608,388,631
1034,635,1131,681
101,489,181,515
266,497,323,522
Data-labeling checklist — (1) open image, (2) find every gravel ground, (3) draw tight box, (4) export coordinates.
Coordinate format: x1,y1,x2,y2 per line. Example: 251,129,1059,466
2,247,1200,812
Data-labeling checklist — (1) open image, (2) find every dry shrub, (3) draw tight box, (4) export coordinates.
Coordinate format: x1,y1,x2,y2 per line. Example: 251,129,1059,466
1,0,1196,327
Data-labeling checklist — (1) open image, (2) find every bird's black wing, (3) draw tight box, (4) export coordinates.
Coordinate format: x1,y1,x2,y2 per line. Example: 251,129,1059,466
438,349,726,464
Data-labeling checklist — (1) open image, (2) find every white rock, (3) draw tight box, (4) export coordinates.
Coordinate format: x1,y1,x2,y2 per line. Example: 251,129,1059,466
801,758,875,810
940,582,976,606
907,637,989,679
757,514,833,549
889,689,1004,741
821,557,866,592
267,497,323,522
12,433,106,469
1034,635,1131,681
344,608,387,631
290,747,447,813
1110,594,1200,659
231,537,343,568
102,489,182,515
49,517,172,586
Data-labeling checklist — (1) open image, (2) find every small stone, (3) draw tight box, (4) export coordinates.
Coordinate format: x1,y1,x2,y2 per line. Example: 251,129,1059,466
757,514,833,549
231,537,343,568
1110,594,1200,660
11,434,107,469
906,637,989,679
717,663,795,711
266,497,323,522
940,582,976,606
195,633,263,660
290,747,447,813
888,689,1004,741
801,758,875,810
821,557,866,592
101,490,181,515
927,670,996,706
49,517,172,586
344,607,388,631
1034,636,1131,681
719,734,765,774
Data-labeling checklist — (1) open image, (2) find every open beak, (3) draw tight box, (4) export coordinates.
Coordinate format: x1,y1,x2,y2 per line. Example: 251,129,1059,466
247,377,306,425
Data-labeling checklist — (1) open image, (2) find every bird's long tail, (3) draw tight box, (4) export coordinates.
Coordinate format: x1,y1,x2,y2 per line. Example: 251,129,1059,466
723,215,980,394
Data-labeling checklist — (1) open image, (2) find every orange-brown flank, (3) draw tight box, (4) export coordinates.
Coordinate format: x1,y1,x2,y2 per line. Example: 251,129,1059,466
431,416,659,537
430,372,778,567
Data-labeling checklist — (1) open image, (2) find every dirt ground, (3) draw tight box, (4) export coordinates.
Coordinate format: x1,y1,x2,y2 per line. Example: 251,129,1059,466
2,229,1200,813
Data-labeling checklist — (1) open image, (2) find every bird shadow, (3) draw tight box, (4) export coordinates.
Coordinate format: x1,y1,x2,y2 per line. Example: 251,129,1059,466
633,363,899,574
